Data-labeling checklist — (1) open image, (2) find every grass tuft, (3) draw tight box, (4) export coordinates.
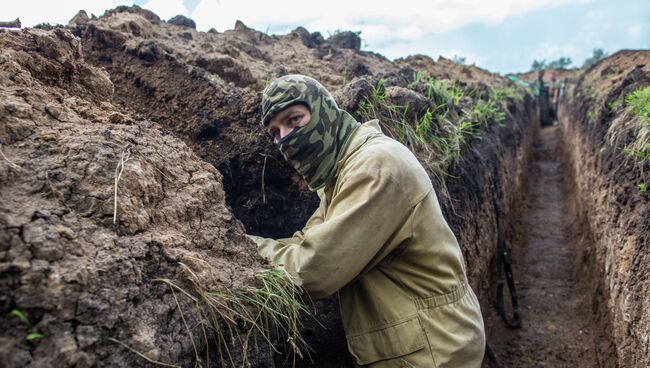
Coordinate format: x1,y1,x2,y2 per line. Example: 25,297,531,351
354,77,511,202
607,86,650,174
156,263,315,368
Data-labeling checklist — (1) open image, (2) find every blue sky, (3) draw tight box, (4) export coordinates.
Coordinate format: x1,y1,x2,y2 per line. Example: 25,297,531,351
3,0,648,73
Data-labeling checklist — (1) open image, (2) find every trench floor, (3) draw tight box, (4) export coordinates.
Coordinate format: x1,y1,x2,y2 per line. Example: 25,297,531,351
488,126,599,367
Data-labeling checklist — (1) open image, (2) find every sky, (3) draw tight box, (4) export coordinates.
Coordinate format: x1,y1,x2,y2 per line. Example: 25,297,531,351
2,0,648,74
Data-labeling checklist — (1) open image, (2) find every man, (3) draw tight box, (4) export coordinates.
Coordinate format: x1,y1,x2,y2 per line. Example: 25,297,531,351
536,71,552,126
248,75,485,367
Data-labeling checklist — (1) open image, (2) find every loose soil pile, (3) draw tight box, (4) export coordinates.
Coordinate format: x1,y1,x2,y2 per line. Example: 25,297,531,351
0,27,263,367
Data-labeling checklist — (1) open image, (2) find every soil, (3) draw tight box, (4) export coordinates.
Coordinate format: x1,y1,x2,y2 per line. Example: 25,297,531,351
560,50,650,367
1,5,648,368
486,126,600,367
0,27,265,367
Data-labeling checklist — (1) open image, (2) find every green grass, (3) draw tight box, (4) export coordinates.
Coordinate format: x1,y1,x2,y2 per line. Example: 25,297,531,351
606,86,650,199
426,79,465,108
607,98,623,111
157,263,315,368
607,86,650,172
492,86,525,105
587,109,599,124
355,76,511,202
469,99,506,127
639,182,650,198
626,86,650,124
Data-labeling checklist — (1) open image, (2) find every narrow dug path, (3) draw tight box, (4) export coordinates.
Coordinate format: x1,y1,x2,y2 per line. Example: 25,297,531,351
492,126,599,367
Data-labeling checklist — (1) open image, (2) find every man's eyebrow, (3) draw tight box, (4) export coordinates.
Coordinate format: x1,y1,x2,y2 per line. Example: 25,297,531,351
280,107,301,120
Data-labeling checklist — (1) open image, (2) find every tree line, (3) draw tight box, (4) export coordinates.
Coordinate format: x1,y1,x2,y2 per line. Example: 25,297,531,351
530,48,608,71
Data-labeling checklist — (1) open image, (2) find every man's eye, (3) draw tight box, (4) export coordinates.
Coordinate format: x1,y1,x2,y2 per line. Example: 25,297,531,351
290,115,303,125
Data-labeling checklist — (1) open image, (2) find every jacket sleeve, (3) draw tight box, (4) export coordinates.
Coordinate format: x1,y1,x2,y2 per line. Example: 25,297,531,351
249,167,412,300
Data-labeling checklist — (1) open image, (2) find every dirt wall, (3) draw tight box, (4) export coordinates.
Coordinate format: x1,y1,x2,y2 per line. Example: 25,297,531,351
0,27,269,368
560,50,650,367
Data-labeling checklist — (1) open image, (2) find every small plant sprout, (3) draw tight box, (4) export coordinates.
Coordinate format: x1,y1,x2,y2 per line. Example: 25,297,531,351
10,309,44,341
113,144,132,224
639,182,650,198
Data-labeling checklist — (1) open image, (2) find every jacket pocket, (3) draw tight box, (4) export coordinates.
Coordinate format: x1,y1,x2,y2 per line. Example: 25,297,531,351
347,316,426,366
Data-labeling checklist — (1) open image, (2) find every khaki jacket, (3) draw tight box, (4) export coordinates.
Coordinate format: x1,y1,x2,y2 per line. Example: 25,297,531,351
251,121,485,367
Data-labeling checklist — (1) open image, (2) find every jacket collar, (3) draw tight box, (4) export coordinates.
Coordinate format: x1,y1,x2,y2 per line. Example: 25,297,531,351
317,119,383,200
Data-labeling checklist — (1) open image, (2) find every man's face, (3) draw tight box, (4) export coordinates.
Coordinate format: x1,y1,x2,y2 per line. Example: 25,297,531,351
266,104,311,143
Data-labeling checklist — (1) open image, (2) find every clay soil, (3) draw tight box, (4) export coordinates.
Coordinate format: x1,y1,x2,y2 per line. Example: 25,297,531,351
486,126,602,367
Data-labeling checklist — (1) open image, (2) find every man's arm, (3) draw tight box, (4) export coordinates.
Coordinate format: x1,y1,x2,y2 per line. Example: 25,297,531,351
250,168,412,299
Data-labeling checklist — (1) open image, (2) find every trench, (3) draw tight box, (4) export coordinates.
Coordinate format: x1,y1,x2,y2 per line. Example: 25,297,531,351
76,23,614,367
486,125,602,367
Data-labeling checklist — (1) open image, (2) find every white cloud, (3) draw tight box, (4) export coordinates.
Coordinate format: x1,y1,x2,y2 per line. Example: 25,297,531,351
2,0,133,27
530,42,581,62
627,24,647,41
4,0,591,49
190,0,591,47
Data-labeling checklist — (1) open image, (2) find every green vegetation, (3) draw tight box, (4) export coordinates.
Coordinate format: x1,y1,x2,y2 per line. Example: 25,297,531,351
354,75,520,200
626,87,650,124
607,87,650,196
157,264,315,368
639,182,650,198
493,86,525,105
470,99,506,127
452,55,466,65
607,98,623,111
530,57,572,71
587,109,598,124
531,48,608,72
10,309,44,341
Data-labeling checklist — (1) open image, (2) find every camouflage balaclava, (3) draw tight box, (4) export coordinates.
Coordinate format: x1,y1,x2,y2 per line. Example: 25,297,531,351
261,75,360,190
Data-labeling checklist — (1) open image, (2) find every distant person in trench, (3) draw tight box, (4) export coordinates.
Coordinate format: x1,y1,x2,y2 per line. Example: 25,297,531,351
247,75,485,367
536,70,552,127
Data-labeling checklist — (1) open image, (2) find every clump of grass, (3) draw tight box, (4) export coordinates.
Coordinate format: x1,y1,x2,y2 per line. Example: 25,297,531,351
492,86,525,105
626,87,650,123
607,98,623,111
587,109,599,124
209,73,221,84
355,77,510,202
638,182,650,198
157,263,315,368
425,78,464,108
469,98,505,127
607,86,650,173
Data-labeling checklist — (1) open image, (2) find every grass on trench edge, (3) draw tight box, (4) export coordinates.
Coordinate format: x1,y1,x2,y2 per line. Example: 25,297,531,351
155,263,317,368
606,86,650,193
355,77,517,203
